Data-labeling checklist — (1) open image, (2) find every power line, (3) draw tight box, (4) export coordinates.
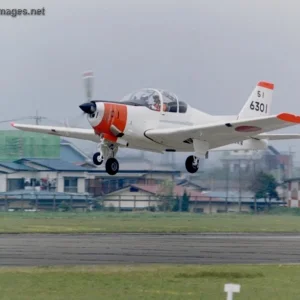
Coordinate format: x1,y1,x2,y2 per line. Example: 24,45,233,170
27,110,47,125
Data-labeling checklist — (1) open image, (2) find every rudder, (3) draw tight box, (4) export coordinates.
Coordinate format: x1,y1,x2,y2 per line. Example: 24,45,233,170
238,81,274,119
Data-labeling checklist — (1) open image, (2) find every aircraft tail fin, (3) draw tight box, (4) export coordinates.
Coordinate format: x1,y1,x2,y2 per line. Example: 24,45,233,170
238,81,274,119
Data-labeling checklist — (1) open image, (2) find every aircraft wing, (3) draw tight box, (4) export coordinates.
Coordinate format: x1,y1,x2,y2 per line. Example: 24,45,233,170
254,133,300,140
144,113,300,150
11,123,99,142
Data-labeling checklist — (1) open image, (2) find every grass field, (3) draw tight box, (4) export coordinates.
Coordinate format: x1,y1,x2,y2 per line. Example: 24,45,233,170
0,264,299,299
1,211,300,233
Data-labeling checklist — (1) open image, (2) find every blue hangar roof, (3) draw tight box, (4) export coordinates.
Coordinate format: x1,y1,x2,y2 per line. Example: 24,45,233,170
0,162,34,171
14,158,90,172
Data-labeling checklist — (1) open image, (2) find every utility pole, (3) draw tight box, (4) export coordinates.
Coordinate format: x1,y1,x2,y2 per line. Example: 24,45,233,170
31,110,46,125
238,159,241,212
288,146,294,178
225,161,229,212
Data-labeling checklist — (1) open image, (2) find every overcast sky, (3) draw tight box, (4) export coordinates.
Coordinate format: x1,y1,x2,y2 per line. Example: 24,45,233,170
1,0,300,161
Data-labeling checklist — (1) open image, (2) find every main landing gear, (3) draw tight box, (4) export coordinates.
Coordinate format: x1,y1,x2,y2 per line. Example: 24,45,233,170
185,155,199,173
92,139,119,175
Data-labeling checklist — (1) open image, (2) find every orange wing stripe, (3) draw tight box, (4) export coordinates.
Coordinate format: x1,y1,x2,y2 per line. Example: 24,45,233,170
277,113,300,123
257,81,274,90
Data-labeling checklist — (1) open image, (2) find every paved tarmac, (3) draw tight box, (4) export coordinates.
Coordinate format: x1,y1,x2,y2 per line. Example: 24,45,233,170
1,233,300,266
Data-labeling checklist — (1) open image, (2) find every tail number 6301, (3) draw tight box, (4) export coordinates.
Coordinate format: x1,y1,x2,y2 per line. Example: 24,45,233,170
250,101,268,113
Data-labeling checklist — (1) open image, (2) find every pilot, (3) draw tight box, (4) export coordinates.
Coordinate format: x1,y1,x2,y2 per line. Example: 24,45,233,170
151,95,168,112
152,95,161,111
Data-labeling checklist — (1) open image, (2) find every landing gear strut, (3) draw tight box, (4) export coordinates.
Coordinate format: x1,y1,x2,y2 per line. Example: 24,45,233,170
92,138,120,175
185,155,199,173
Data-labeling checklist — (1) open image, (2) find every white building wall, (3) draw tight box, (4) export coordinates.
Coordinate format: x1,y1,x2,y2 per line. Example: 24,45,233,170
0,174,7,192
56,174,64,193
190,202,251,214
103,188,159,209
287,180,300,207
77,178,85,193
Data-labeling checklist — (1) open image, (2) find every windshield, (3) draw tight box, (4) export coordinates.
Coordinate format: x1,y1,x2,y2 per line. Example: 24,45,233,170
120,88,155,105
120,88,187,113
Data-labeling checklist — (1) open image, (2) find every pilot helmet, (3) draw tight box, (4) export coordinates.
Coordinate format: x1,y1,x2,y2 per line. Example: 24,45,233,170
153,95,160,103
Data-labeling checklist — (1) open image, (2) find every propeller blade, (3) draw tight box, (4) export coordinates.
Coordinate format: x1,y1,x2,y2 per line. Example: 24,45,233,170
82,70,94,101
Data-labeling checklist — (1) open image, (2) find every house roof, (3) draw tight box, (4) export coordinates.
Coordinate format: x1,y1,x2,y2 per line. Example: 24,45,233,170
14,158,90,172
0,156,180,175
87,160,180,174
129,184,213,201
0,162,34,171
268,145,280,155
60,139,91,163
284,177,300,183
175,178,207,190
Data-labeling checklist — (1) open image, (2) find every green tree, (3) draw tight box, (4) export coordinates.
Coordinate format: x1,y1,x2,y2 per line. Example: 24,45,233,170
181,189,190,212
157,180,176,212
58,201,70,212
249,171,280,210
172,195,181,212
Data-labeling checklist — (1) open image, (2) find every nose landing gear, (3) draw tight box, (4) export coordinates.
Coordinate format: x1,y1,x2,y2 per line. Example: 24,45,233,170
93,152,104,165
92,138,120,175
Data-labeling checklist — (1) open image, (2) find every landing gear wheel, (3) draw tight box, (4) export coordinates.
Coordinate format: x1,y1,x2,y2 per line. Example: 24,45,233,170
105,158,119,175
93,152,103,166
185,155,199,173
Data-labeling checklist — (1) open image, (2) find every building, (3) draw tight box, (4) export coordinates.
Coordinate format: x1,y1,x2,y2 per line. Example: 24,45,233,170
189,145,295,191
60,139,91,164
175,175,208,191
0,190,93,212
0,158,89,193
0,130,185,210
0,151,180,196
101,183,281,213
283,177,300,207
0,130,92,164
220,146,292,181
0,130,60,161
85,157,181,196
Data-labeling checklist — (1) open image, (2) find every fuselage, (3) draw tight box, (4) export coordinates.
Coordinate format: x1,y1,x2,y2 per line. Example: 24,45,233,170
85,100,265,153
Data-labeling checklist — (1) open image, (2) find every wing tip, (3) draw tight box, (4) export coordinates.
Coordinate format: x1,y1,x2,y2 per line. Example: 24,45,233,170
257,81,274,90
277,113,300,124
10,122,15,127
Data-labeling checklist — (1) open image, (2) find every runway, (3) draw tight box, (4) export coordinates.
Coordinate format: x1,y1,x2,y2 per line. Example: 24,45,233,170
1,233,300,266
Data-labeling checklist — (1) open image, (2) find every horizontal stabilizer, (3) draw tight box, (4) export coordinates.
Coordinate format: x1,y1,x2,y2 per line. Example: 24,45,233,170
254,133,300,140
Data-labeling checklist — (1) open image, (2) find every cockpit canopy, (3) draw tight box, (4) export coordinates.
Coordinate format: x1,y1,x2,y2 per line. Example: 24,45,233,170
120,88,188,113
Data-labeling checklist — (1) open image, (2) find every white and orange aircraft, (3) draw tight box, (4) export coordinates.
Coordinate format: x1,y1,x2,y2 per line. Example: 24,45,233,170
11,71,300,175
